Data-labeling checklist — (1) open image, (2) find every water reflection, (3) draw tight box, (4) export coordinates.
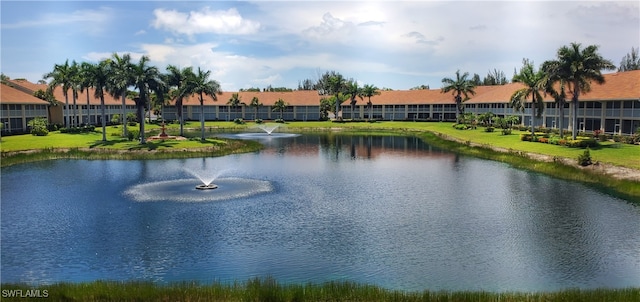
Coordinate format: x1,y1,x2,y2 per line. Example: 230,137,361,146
1,134,638,292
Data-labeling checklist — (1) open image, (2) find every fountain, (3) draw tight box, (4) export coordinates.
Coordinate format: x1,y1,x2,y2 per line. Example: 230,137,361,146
217,123,300,139
257,124,280,135
123,166,273,202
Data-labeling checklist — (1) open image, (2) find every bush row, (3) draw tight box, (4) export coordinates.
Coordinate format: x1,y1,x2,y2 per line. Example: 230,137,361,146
520,134,599,148
59,125,96,134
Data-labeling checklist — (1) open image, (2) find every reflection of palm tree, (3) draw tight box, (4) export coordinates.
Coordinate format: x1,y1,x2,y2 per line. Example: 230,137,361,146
44,59,73,127
227,93,241,121
184,67,222,141
544,43,615,139
441,70,476,123
510,59,545,135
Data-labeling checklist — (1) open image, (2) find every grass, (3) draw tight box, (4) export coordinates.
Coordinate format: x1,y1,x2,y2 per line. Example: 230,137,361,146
1,278,638,302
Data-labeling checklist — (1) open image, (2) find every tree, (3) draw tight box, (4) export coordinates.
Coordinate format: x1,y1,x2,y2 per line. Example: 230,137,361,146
360,84,380,121
272,98,288,120
541,60,569,138
483,69,508,85
184,67,222,141
107,53,134,137
327,73,348,120
549,42,615,139
79,62,95,125
510,59,546,135
227,93,242,121
618,47,640,72
410,84,430,90
68,60,81,127
43,60,73,127
470,73,482,86
84,60,111,141
344,81,360,120
130,55,164,144
249,96,262,120
165,65,193,136
441,70,476,123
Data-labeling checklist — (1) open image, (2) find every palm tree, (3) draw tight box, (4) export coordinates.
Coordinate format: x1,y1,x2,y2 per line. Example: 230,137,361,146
69,60,81,127
360,84,380,121
441,70,476,123
510,59,546,135
79,62,95,125
83,59,111,141
227,93,242,121
345,81,360,120
130,55,164,144
541,60,568,138
165,65,193,136
107,53,134,137
550,42,616,139
327,74,347,120
43,60,73,127
272,98,288,120
249,96,262,120
184,67,222,141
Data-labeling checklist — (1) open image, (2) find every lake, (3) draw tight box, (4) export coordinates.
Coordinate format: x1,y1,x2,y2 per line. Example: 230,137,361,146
1,133,639,292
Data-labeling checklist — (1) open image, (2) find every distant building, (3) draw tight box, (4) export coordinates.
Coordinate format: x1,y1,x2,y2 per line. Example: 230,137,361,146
2,70,639,135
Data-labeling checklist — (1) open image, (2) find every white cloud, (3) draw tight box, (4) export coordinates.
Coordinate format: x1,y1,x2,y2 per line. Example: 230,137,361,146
1,6,113,35
152,7,260,36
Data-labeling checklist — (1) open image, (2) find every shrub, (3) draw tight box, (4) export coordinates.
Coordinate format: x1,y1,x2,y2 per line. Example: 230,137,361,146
548,136,561,145
111,114,121,125
254,119,263,124
520,134,533,141
234,118,245,124
128,121,137,127
454,124,468,130
274,119,285,123
484,126,494,132
501,129,512,135
127,129,139,141
577,148,593,166
538,137,549,144
28,117,49,136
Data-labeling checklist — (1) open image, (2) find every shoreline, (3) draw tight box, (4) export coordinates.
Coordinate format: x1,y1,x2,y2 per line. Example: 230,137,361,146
2,127,639,200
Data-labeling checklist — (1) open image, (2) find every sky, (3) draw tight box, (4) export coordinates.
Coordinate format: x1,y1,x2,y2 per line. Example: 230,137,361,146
1,1,638,91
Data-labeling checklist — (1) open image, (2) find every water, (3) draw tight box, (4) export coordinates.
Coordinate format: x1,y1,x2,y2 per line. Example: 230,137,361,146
1,134,639,292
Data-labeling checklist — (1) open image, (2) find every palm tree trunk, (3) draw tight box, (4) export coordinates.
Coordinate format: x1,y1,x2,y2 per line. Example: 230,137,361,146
558,101,564,138
86,93,90,125
200,93,205,141
178,102,184,136
72,92,77,127
121,94,128,137
100,97,106,141
572,96,579,140
64,94,69,128
531,101,535,136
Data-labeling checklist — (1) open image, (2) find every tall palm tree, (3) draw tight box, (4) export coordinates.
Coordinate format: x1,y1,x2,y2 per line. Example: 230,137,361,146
345,81,360,119
441,70,476,123
510,59,546,136
83,60,111,141
107,53,134,137
184,67,222,141
551,42,616,139
68,60,81,127
130,55,164,144
79,62,95,125
541,60,568,138
165,65,193,136
227,93,242,121
43,60,73,127
328,74,347,120
272,98,288,120
249,96,262,120
360,84,380,121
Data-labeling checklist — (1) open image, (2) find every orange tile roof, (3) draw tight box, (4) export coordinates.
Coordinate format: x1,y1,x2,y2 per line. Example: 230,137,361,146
1,82,50,105
6,79,135,106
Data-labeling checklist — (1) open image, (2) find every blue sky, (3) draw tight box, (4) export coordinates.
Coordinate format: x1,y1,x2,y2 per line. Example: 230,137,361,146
1,1,638,91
